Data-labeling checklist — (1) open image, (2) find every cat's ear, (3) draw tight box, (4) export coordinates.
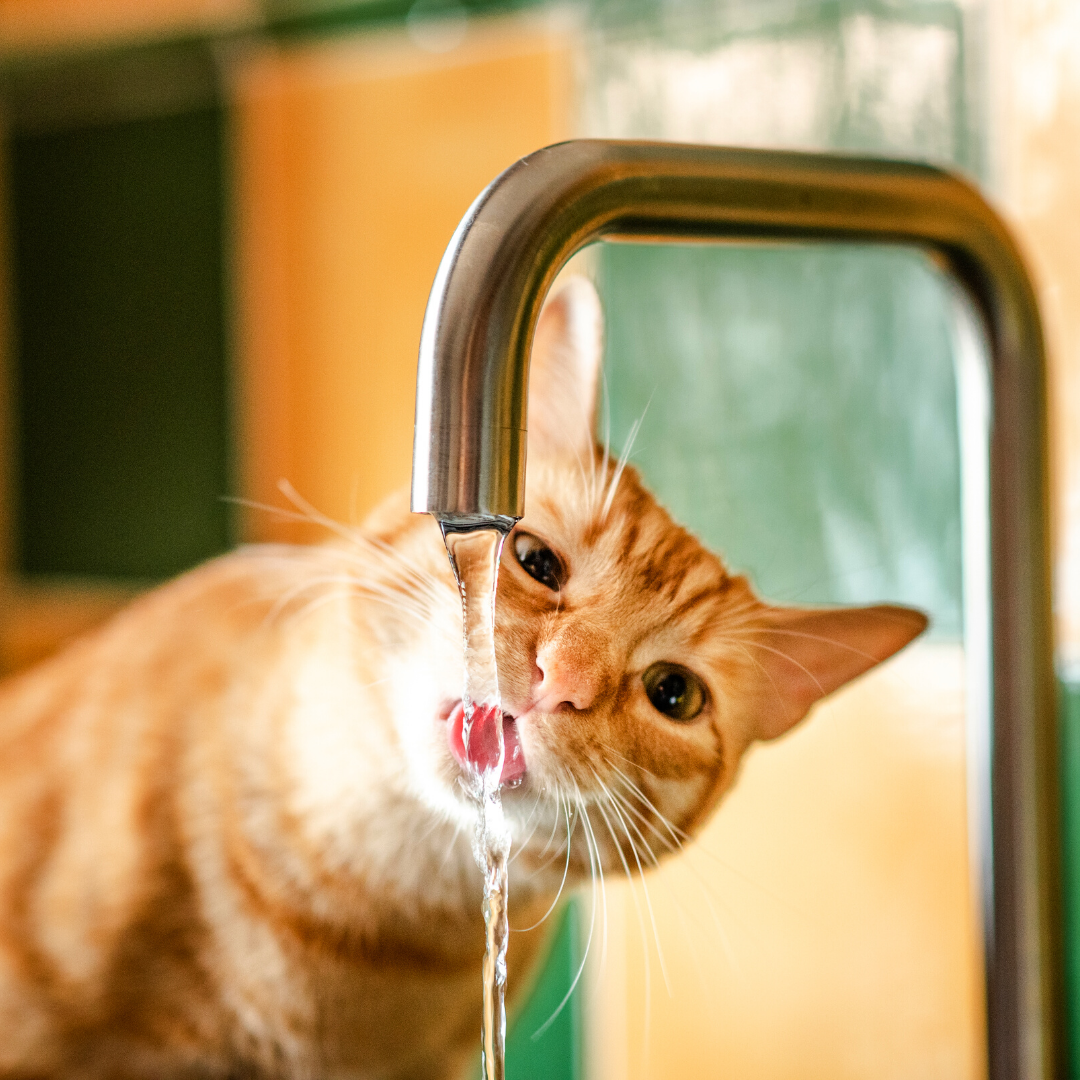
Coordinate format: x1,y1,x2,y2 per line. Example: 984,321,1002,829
527,276,604,461
749,603,928,740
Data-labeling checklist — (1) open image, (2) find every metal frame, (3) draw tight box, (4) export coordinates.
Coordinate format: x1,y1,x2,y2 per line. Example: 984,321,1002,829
411,138,1062,1079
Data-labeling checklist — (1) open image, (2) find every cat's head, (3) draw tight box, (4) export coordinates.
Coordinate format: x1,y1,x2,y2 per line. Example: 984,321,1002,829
399,277,926,884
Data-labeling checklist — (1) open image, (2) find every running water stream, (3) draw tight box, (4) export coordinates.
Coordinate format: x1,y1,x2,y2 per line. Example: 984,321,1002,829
440,522,514,1080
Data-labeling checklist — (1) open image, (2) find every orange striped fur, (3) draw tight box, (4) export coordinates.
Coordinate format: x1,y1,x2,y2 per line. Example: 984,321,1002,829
0,279,925,1078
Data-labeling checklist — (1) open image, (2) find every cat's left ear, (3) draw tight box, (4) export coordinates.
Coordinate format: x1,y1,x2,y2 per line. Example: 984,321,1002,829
749,603,928,740
527,275,604,461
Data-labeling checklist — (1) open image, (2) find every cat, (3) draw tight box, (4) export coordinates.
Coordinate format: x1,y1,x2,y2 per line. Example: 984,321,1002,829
0,276,926,1079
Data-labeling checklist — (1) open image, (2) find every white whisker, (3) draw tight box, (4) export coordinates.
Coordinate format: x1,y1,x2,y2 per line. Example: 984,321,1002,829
515,800,574,933
599,390,653,522
531,791,596,1040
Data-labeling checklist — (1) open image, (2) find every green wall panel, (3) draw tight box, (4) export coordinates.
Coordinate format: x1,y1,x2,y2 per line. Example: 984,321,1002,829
600,243,963,633
10,106,231,579
473,902,581,1080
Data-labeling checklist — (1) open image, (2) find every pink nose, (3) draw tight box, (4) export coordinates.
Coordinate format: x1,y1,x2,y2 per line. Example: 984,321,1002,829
531,650,600,714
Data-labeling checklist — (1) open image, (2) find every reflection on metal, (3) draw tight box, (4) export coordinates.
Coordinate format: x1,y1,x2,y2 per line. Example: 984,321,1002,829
411,139,1061,1079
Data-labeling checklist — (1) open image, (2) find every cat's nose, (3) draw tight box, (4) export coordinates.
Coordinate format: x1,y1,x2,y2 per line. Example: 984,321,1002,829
531,624,610,713
532,654,598,713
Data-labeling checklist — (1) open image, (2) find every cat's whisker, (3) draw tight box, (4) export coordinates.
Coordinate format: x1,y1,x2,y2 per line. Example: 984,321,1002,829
518,787,577,881
599,390,653,523
592,771,663,870
604,779,746,954
592,787,736,1053
257,567,445,641
568,787,610,988
514,799,574,933
568,433,594,511
584,443,600,516
594,373,611,516
599,772,756,1005
603,762,683,846
596,780,671,996
326,554,443,606
521,825,573,879
607,782,738,908
609,776,679,843
600,757,693,871
415,806,458,849
587,781,659,1029
608,765,799,938
587,791,645,932
274,584,360,637
507,793,546,865
666,888,733,1003
682,601,769,642
322,543,446,601
305,555,442,608
531,792,596,1040
256,571,344,632
221,495,333,531
351,539,448,597
514,812,574,933
292,575,458,644
722,626,887,663
722,638,828,696
277,479,363,547
598,425,637,524
437,820,466,873
605,782,680,859
534,792,568,860
715,638,792,720
598,742,660,785
274,586,402,640
236,486,449,602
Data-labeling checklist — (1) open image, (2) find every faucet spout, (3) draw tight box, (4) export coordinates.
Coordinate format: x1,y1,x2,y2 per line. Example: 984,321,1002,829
412,138,1010,523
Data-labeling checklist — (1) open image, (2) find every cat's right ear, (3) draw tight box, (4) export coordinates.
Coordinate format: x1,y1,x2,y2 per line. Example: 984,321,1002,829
527,276,604,461
748,602,928,741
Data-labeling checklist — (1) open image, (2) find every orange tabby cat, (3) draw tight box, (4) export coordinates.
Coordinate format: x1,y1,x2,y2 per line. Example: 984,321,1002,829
0,278,925,1079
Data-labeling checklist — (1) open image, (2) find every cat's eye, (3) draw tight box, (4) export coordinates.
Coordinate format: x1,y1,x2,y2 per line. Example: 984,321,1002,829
642,662,706,722
513,532,565,591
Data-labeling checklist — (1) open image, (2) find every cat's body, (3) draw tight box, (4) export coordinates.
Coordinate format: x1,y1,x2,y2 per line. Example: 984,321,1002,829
0,279,926,1079
0,540,552,1079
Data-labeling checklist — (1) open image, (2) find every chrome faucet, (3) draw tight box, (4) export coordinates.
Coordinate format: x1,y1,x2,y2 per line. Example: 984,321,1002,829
410,139,1062,1079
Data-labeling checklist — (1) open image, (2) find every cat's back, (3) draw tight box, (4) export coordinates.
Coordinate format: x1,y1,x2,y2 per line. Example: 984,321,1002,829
0,545,333,1077
0,544,319,760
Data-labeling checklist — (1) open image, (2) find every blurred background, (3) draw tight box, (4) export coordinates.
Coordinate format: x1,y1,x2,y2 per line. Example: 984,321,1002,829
0,0,1078,1077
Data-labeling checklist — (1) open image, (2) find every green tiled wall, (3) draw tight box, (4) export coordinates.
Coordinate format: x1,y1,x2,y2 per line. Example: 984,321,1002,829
10,103,232,579
505,904,582,1080
600,242,963,631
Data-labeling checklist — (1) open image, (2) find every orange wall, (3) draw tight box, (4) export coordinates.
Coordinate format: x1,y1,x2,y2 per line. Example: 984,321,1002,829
230,18,574,542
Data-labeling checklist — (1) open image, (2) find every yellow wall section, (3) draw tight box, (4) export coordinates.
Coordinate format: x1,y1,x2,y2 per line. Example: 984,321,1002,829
992,0,1080,673
230,21,574,542
586,643,985,1080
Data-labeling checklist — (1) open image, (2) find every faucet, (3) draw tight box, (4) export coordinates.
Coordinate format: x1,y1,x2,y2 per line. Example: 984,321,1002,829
410,138,1062,1080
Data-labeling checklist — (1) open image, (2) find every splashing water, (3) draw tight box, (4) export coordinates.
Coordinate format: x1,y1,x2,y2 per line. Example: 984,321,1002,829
440,522,514,1080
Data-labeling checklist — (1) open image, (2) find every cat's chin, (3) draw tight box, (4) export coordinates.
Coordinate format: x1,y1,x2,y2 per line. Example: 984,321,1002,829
438,700,527,786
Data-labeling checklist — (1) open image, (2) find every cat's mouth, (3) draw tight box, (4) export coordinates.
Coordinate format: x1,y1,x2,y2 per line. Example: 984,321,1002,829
438,700,527,786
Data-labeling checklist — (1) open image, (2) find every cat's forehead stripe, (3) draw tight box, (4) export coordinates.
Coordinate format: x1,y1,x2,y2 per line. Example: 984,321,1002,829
669,586,725,622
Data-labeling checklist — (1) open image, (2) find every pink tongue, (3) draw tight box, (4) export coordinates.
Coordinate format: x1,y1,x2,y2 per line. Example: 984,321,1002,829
447,702,526,785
